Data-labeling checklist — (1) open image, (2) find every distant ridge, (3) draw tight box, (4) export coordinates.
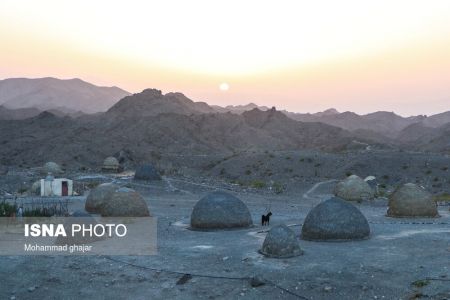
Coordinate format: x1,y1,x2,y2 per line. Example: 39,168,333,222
0,77,130,113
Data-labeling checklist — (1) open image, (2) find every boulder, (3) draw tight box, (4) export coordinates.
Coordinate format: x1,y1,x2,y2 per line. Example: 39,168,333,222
260,224,303,258
301,197,370,241
190,191,252,229
387,183,438,218
134,163,161,181
334,175,374,201
85,183,118,213
100,187,150,217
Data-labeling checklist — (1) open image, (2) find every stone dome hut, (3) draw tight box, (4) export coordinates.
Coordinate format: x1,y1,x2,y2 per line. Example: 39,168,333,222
387,183,438,218
85,183,118,213
190,191,252,230
102,157,120,173
334,175,374,201
31,180,41,195
260,224,303,258
100,187,150,217
134,163,161,181
55,210,104,245
301,197,370,241
43,161,62,175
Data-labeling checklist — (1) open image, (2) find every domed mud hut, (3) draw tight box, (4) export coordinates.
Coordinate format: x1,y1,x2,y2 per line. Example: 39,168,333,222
42,161,62,175
387,183,438,218
134,163,161,181
55,210,104,245
100,187,150,217
301,197,370,241
85,183,119,213
190,191,253,230
102,157,120,173
260,224,303,258
334,175,374,201
31,180,41,195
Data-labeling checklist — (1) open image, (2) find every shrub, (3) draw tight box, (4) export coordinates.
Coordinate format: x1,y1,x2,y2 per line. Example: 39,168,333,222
250,180,266,189
272,182,284,194
432,192,450,202
17,187,28,194
0,202,17,217
87,182,100,189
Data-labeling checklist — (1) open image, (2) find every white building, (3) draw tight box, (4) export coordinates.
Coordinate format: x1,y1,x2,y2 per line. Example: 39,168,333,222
40,175,73,196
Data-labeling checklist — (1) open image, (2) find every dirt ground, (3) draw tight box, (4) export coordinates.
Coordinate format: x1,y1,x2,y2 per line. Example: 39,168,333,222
1,176,449,300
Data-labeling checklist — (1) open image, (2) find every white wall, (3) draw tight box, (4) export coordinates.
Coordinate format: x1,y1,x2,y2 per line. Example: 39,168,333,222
40,178,73,196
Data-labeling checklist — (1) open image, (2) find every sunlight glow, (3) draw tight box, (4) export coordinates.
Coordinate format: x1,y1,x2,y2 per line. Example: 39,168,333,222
1,0,450,75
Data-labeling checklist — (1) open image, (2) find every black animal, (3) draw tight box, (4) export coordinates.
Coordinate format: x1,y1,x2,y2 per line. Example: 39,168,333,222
261,212,272,226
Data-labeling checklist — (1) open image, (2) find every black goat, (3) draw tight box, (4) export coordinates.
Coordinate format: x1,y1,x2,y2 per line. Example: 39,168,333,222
261,212,272,226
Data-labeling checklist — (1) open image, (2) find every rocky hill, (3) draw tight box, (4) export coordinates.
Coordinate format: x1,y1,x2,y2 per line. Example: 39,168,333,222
0,90,376,169
0,77,130,113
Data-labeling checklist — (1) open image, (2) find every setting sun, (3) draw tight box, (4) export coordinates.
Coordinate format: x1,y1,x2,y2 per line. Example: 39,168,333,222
219,83,229,91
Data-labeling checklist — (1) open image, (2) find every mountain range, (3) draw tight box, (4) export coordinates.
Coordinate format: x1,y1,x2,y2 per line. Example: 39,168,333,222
0,77,130,114
0,78,448,168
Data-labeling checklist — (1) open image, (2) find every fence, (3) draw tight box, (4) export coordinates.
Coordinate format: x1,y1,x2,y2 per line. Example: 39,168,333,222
0,196,69,217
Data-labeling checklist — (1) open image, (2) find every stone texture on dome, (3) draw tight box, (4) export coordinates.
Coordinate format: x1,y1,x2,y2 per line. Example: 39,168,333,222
55,210,104,245
190,191,252,230
85,183,118,213
100,187,150,217
134,163,161,181
43,161,62,175
334,175,374,201
301,197,370,241
387,183,438,218
260,224,303,258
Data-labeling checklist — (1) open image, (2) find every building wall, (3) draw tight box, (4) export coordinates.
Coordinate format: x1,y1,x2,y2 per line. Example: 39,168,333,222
40,178,73,196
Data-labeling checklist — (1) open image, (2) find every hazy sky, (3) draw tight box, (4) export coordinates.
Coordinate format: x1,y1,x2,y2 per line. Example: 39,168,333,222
1,0,450,116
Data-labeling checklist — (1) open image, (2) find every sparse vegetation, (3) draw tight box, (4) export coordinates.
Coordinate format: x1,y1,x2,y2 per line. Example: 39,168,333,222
272,182,284,194
432,192,450,202
0,202,17,217
411,280,430,288
87,182,100,189
345,171,353,177
17,187,28,194
250,180,266,189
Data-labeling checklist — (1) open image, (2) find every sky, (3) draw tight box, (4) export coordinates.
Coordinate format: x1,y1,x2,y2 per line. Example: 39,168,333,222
1,0,450,116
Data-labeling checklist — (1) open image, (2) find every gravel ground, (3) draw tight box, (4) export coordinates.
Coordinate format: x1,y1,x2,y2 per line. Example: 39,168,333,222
0,176,449,300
